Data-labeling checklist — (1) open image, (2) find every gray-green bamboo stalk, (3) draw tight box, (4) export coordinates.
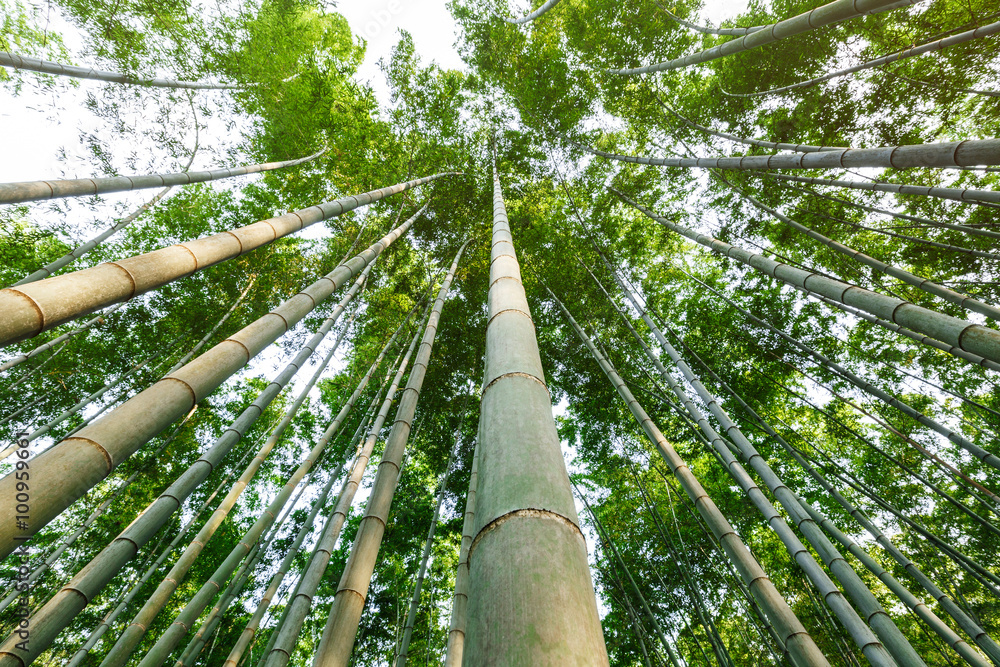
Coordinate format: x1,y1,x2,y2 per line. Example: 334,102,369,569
442,440,477,667
549,289,830,667
0,149,323,206
764,172,1000,206
313,240,470,666
720,21,1000,97
606,0,918,74
734,186,1000,322
99,265,369,667
0,177,449,348
394,390,471,666
261,314,427,667
0,205,422,560
500,0,564,24
615,188,1000,365
652,0,767,35
0,51,241,89
573,134,1000,170
462,165,608,667
561,282,908,667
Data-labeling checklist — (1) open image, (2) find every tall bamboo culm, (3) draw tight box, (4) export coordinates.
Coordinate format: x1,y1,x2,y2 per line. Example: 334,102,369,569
443,440,477,667
312,239,470,666
462,165,608,666
0,51,241,89
0,176,450,347
549,288,831,667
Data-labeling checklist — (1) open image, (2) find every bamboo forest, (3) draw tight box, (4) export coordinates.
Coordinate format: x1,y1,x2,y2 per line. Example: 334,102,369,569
1,0,1000,663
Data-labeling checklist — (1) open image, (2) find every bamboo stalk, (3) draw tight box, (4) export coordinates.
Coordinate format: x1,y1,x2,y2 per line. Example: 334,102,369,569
0,51,242,89
395,389,472,666
606,0,919,74
0,304,122,373
312,240,470,666
0,176,449,347
443,441,478,667
614,189,1000,365
764,172,1000,206
500,0,564,24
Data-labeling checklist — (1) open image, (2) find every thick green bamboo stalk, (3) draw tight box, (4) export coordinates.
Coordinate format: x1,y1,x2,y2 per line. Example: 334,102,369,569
443,441,478,667
99,266,369,667
0,222,418,667
735,187,1000,322
615,189,1000,365
0,51,241,88
764,172,1000,206
0,206,422,559
0,304,122,373
0,177,447,348
262,316,427,667
462,166,608,667
395,391,471,666
501,0,564,24
574,135,1000,170
0,149,323,206
720,21,1000,97
606,0,918,74
576,487,683,667
549,290,830,667
313,240,470,666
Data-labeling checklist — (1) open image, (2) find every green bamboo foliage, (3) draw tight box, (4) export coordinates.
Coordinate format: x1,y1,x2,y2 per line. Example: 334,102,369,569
720,20,1000,97
312,239,470,666
576,487,683,667
696,278,1000,474
499,0,564,24
733,187,1000,323
98,269,367,667
606,0,918,74
548,289,831,667
165,277,256,374
0,51,241,88
0,206,422,559
0,303,122,373
462,168,608,666
0,150,324,206
679,339,1000,664
764,172,1000,205
0,180,446,347
443,441,477,667
771,178,1000,242
615,189,1000,366
395,391,471,666
653,1,768,36
662,103,847,152
573,135,1000,170
261,313,427,667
